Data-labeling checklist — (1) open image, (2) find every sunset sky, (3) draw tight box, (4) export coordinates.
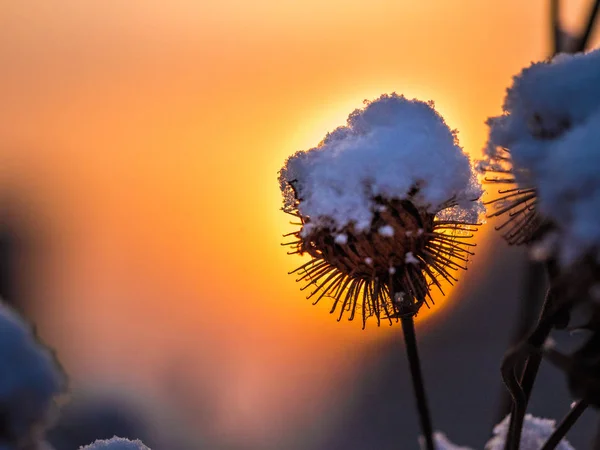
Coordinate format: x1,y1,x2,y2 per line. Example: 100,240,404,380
1,1,598,447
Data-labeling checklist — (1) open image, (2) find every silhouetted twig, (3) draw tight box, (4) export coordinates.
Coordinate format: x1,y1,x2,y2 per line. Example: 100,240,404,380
540,400,589,450
401,316,434,450
575,0,600,52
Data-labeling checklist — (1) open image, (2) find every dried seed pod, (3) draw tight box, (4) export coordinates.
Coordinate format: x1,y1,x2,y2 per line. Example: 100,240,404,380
279,94,482,327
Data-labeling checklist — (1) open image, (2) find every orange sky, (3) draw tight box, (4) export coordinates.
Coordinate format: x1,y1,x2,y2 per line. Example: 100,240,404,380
0,0,598,446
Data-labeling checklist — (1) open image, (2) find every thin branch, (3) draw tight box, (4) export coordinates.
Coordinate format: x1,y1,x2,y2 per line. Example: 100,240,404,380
401,315,434,450
495,261,546,424
504,260,559,450
551,0,562,54
575,0,600,52
540,400,589,450
504,291,556,450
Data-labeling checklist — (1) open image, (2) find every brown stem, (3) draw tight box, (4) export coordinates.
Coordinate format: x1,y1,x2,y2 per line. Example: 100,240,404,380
401,316,434,450
504,261,560,450
551,0,561,54
575,0,600,52
495,261,546,425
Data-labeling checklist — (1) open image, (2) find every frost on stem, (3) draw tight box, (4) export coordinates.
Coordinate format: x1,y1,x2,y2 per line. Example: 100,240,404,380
79,437,151,450
279,93,482,326
480,48,600,246
485,414,575,450
418,431,473,450
0,302,66,449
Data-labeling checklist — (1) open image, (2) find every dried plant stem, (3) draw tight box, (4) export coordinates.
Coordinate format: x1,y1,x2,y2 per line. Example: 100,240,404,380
576,0,600,52
550,0,561,53
520,288,555,399
504,289,555,450
495,261,546,424
540,400,589,450
401,315,434,450
504,262,559,450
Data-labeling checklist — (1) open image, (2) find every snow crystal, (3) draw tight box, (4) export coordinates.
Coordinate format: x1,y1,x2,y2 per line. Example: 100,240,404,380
364,257,373,265
485,414,574,450
334,234,348,245
279,93,482,233
0,302,65,445
388,266,396,274
79,437,151,450
378,225,395,237
405,252,420,265
419,432,473,450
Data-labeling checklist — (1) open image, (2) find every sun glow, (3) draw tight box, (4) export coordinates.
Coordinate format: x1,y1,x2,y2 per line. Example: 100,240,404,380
0,0,573,446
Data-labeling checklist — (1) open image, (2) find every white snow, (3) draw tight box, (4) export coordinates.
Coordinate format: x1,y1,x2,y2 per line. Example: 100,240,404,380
280,93,482,233
485,414,574,450
378,225,395,237
0,302,65,445
79,437,151,450
405,252,420,265
334,233,348,245
537,109,600,264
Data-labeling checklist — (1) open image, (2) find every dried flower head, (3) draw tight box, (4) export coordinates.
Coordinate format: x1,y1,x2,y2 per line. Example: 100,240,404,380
279,93,482,328
480,48,600,246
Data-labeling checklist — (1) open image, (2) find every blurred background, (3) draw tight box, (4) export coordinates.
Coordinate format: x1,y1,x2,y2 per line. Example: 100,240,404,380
1,1,599,448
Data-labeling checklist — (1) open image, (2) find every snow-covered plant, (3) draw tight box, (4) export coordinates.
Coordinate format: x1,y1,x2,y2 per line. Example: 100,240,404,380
279,93,482,450
480,48,600,247
280,93,482,327
481,45,600,450
0,302,152,450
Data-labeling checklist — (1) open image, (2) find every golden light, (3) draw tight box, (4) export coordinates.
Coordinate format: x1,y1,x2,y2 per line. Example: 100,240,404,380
0,0,583,446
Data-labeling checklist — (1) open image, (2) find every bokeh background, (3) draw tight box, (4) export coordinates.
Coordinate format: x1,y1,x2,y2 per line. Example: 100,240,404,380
1,1,599,448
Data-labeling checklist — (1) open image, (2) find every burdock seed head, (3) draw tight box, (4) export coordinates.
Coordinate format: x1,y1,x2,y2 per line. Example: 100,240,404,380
480,48,600,246
279,93,483,328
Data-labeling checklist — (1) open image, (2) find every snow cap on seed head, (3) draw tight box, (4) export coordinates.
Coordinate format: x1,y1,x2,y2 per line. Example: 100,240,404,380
279,93,482,233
